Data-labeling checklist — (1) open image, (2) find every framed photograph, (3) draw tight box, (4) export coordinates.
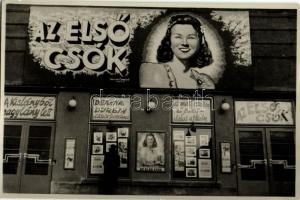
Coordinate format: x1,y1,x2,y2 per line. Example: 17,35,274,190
64,138,76,170
106,142,117,153
185,136,197,146
118,138,128,153
174,141,185,171
186,157,197,167
136,132,165,172
198,159,212,178
118,127,129,138
106,132,117,142
90,155,104,174
92,145,103,154
221,142,232,173
93,132,103,144
199,135,209,146
186,168,197,178
119,152,128,168
173,130,185,140
185,146,196,157
199,149,210,158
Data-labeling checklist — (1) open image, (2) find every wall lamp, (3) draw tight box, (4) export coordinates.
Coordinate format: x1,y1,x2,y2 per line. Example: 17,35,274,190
145,98,157,113
190,122,196,132
186,122,196,136
220,99,230,112
67,96,77,111
107,121,115,131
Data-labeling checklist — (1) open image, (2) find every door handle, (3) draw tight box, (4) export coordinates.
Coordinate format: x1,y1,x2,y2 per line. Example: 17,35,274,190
238,159,267,169
269,159,295,169
23,153,52,164
3,153,23,163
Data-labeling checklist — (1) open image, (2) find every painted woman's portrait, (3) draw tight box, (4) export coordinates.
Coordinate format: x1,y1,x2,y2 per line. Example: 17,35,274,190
136,132,165,172
139,14,226,89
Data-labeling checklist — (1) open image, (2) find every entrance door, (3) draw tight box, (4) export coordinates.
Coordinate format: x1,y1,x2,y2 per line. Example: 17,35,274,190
235,127,295,196
265,128,295,196
3,122,55,193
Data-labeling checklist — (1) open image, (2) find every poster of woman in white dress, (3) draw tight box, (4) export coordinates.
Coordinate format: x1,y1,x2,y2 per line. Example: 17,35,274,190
136,132,165,172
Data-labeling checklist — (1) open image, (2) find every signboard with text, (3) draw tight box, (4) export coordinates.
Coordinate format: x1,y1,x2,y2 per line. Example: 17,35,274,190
7,5,254,90
4,95,56,120
91,96,131,121
172,99,212,123
235,101,294,125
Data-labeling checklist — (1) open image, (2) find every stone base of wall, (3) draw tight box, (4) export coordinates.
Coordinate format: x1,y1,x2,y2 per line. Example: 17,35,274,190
51,181,237,196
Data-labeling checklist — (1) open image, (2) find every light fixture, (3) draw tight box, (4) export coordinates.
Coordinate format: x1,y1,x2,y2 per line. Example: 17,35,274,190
107,121,115,131
186,128,191,136
190,122,196,132
221,99,230,111
145,98,157,113
67,96,77,111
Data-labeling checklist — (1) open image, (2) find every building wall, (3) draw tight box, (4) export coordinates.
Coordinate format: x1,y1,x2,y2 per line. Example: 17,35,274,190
50,93,237,195
5,5,297,92
4,4,296,196
249,10,296,91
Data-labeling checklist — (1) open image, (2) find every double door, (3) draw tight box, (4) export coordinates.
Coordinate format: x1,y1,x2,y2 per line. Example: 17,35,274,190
3,122,55,193
235,127,295,196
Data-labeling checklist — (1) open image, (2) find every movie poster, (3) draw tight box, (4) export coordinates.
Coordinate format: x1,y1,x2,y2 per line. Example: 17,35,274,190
174,141,185,171
26,7,252,90
136,132,165,172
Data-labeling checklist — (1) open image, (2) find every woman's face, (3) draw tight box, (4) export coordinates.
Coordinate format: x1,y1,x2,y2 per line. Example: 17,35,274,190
170,24,200,61
146,135,154,147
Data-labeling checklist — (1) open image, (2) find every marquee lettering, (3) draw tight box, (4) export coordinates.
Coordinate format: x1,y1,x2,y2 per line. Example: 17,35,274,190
34,19,130,73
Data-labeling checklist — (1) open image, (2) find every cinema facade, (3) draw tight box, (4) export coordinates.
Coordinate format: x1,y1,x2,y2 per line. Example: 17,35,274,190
3,4,296,196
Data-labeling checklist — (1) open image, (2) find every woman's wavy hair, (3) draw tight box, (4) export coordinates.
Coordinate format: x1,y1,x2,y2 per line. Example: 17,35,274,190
157,15,213,67
143,133,158,148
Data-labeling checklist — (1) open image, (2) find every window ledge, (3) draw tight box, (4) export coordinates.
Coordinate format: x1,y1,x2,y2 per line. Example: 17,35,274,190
81,178,220,188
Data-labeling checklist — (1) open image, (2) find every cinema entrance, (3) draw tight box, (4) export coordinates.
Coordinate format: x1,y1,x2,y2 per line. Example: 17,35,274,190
235,128,295,196
3,121,55,193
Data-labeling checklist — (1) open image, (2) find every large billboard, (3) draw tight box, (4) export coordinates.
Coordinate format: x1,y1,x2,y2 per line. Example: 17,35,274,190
16,6,253,90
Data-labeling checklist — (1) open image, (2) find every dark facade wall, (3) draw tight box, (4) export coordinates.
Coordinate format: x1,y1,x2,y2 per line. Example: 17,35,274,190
5,5,28,85
51,92,90,183
131,94,171,181
4,5,297,92
50,93,237,195
214,96,236,189
249,10,296,91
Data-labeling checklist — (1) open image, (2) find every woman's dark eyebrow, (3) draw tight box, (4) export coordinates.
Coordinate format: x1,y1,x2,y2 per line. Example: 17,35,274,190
188,33,197,35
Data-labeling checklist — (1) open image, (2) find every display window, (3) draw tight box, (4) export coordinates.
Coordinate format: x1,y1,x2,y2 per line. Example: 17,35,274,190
88,125,130,178
88,95,132,179
172,127,214,180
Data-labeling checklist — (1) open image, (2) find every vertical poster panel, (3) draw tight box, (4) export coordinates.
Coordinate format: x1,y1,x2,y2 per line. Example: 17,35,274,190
198,159,212,178
136,132,165,172
64,138,76,169
118,138,128,168
221,143,231,173
174,141,185,171
90,155,104,174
